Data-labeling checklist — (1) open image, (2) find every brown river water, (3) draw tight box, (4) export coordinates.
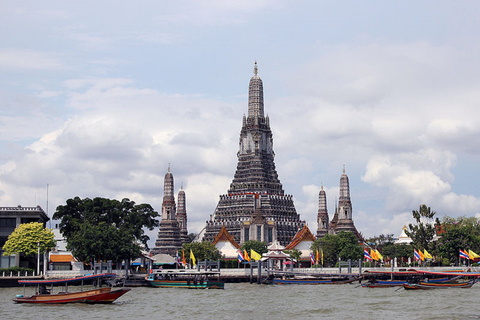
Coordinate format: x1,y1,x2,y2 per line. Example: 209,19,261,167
1,282,480,320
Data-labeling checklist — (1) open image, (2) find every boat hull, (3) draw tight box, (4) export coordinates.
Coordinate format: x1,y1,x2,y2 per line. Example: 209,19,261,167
403,281,474,290
13,287,131,304
146,279,224,289
272,277,358,285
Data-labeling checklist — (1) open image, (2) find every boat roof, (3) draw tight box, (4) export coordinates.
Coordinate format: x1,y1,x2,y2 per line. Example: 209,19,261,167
18,273,117,285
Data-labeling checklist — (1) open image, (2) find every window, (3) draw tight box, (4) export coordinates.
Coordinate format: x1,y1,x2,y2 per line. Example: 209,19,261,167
245,228,249,242
257,225,262,241
268,228,273,243
0,218,16,227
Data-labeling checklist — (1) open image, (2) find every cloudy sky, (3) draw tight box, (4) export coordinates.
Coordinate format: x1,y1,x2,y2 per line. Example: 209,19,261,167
2,1,480,247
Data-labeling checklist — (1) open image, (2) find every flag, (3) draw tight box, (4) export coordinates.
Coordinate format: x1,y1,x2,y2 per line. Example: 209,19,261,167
370,248,379,261
321,248,324,265
418,249,425,261
176,250,181,265
459,249,470,260
364,248,373,261
424,249,433,259
182,249,186,265
468,249,480,259
414,249,421,261
238,250,245,263
375,249,383,261
244,249,251,262
310,252,315,264
316,249,319,265
190,249,196,267
251,249,262,261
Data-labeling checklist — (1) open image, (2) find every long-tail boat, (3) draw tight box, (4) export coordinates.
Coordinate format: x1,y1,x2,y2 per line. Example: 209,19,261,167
145,270,224,289
403,280,475,290
14,273,130,304
272,276,360,285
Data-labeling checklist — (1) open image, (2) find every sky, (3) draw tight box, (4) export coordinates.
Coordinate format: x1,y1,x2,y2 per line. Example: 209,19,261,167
2,0,480,248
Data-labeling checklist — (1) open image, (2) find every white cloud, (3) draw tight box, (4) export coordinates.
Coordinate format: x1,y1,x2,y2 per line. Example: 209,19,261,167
0,49,63,70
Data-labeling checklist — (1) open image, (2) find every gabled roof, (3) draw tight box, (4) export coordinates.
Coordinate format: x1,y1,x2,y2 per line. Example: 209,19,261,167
50,254,76,263
212,226,240,249
285,225,316,250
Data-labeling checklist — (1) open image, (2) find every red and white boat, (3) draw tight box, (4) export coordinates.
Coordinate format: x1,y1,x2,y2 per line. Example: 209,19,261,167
14,273,130,304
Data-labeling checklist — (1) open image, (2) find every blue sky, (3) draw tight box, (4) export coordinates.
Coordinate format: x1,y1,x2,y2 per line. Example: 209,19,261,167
2,1,480,247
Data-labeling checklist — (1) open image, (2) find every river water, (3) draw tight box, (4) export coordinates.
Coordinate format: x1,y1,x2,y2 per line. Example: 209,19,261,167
2,283,480,320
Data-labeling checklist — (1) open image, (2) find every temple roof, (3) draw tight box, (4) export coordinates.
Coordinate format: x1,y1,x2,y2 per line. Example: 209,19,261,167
212,226,241,249
285,225,316,250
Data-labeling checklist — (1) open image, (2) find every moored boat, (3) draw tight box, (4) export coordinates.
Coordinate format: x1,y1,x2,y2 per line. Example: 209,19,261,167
13,287,130,304
272,276,360,285
403,280,475,290
145,270,224,289
14,273,130,304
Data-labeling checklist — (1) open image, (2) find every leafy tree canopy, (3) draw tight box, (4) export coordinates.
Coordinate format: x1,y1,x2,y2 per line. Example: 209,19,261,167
311,232,362,266
2,222,55,256
437,216,480,263
183,242,222,263
284,249,302,262
53,197,159,262
405,204,440,250
240,240,268,255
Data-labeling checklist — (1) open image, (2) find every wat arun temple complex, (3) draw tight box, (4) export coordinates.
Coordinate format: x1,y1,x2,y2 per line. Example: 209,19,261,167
153,63,360,253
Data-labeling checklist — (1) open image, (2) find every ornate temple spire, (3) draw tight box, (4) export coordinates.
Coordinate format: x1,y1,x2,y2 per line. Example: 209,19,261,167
316,183,329,238
339,165,350,201
177,184,188,242
248,61,264,119
162,166,176,220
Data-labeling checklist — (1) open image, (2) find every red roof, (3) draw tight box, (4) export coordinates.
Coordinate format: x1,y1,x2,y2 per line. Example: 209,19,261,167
212,226,241,249
285,225,316,250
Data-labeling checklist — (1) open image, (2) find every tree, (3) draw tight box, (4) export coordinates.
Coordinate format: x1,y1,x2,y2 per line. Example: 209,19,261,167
284,249,302,263
406,204,440,251
436,216,480,265
240,240,268,255
2,222,55,256
53,197,159,263
311,232,362,266
183,242,222,263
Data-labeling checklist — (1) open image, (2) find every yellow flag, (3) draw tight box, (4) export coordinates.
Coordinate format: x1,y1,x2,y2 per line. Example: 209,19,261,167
321,248,324,265
418,249,425,261
190,249,196,266
468,249,480,259
251,249,262,261
244,249,251,262
370,249,379,261
375,249,383,261
424,249,433,259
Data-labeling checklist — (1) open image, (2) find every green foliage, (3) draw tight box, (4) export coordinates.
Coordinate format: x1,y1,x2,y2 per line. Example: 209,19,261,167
284,249,302,262
53,197,159,262
311,232,362,266
240,240,268,255
0,267,35,275
366,234,413,260
406,204,440,250
183,242,222,263
2,222,55,256
436,216,480,264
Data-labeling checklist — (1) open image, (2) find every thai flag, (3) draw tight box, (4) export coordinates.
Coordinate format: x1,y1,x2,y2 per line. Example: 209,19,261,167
459,249,470,260
176,250,181,265
238,250,245,263
414,249,421,261
310,252,315,264
364,248,373,261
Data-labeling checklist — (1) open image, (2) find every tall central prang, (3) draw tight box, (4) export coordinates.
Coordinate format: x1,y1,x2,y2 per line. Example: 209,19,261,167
203,62,304,246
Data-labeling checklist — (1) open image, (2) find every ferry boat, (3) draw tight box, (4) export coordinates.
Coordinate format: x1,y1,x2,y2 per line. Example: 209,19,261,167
145,269,224,289
14,273,130,304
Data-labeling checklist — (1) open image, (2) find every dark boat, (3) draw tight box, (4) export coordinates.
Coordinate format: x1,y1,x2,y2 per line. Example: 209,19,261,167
272,276,360,285
14,273,130,304
403,280,475,290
